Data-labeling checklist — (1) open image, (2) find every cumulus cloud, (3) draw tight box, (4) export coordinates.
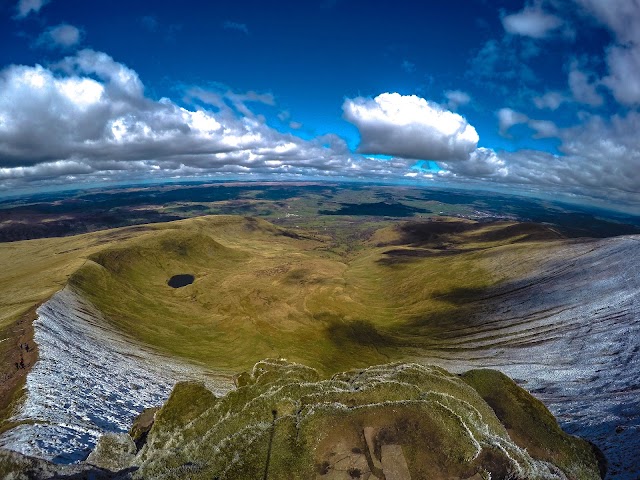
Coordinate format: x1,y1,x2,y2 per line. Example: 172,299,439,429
568,61,603,106
528,119,559,138
533,91,568,110
342,93,479,161
0,51,637,208
501,4,563,38
0,51,426,192
497,108,559,139
572,0,640,105
440,111,640,207
444,90,471,110
602,44,640,106
15,0,49,18
439,147,508,178
573,0,640,45
497,108,529,137
37,24,83,49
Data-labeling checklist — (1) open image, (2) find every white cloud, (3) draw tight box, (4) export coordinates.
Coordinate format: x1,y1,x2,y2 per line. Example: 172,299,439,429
602,45,640,106
444,90,471,110
440,111,640,207
37,24,83,49
440,147,508,178
528,119,559,138
497,108,559,139
223,21,249,35
573,0,640,45
501,4,563,38
277,110,290,122
572,0,640,105
1,51,637,208
186,87,275,120
568,62,603,106
58,49,145,99
497,108,529,137
533,91,568,110
15,0,49,18
342,93,479,161
0,51,421,192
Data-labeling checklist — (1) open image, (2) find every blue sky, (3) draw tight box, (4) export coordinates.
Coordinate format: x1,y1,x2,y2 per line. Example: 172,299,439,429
0,0,638,212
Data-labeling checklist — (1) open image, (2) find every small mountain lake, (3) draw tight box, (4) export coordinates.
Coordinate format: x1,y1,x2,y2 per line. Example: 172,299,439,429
167,274,195,288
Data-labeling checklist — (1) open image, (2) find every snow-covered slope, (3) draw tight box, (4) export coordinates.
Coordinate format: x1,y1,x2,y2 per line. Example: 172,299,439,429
424,235,640,479
0,288,232,463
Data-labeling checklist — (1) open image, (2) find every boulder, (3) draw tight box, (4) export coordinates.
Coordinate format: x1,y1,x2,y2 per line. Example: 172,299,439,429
86,433,136,472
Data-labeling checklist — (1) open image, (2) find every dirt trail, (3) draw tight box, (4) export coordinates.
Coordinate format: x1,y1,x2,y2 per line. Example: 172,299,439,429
0,305,39,425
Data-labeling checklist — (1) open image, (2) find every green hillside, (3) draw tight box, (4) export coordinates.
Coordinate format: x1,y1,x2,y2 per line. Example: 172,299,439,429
63,215,566,374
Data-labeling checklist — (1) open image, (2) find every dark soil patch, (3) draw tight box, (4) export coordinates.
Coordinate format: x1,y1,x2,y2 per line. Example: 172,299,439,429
319,202,430,217
0,305,39,425
325,319,397,347
168,274,195,288
390,220,477,246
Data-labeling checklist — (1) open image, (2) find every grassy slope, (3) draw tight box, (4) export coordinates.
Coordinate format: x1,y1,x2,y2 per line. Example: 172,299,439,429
59,215,566,375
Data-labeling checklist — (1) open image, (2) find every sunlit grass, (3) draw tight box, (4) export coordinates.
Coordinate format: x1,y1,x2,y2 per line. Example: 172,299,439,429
58,216,565,374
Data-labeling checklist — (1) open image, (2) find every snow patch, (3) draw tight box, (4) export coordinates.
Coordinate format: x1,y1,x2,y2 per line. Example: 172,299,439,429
0,288,231,463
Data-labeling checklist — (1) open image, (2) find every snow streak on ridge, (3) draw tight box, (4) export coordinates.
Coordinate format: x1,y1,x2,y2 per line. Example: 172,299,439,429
0,288,231,463
426,236,640,480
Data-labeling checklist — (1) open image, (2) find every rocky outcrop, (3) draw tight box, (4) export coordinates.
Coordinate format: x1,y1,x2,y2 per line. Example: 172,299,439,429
86,433,136,472
0,448,129,479
0,359,602,479
129,407,159,451
131,359,600,479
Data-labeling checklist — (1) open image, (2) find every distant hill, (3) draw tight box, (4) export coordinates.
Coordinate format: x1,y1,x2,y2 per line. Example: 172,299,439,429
1,182,638,242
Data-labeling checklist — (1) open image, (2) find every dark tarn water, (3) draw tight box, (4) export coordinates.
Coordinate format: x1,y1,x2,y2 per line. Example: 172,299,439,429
167,274,195,288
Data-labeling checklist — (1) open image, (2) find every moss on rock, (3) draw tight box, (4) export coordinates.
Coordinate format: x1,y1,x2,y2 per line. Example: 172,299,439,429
461,369,603,480
131,359,601,480
86,433,136,472
0,359,601,479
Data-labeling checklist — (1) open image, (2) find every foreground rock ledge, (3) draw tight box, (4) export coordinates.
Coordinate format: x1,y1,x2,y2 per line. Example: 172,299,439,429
0,359,602,479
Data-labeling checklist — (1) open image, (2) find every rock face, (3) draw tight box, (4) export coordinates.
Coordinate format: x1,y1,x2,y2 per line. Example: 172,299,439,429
0,448,123,480
86,433,136,472
129,359,600,480
129,407,159,451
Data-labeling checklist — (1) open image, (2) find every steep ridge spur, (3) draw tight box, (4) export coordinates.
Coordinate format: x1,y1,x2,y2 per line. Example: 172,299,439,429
418,235,640,479
0,288,232,463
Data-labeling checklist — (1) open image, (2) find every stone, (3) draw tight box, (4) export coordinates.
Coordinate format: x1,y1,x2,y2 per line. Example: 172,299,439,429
85,433,136,472
380,445,411,480
129,406,158,450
